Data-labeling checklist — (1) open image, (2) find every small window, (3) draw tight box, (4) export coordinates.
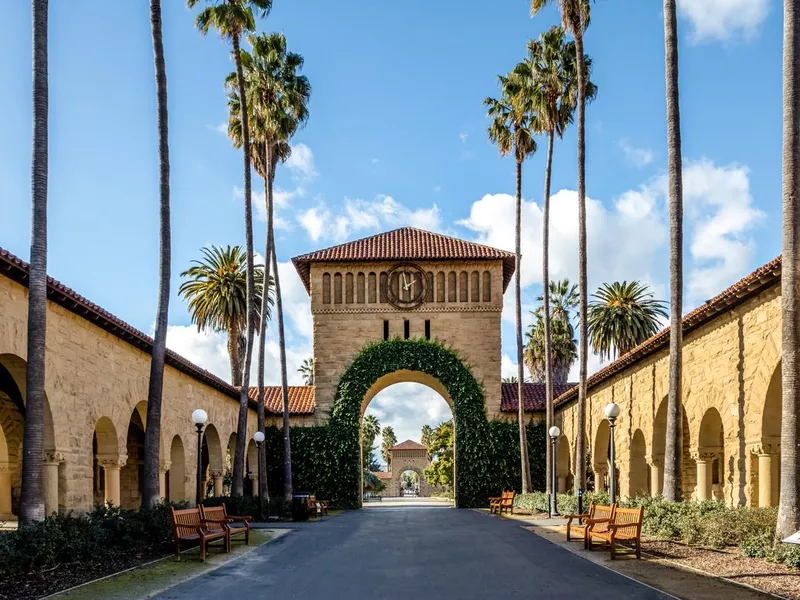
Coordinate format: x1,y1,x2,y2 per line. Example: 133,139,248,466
448,272,457,302
380,272,388,303
357,273,365,303
471,271,480,302
383,320,390,340
368,273,377,303
437,272,445,303
459,271,468,302
426,272,434,303
482,271,492,302
425,319,431,340
345,273,354,304
334,273,343,304
322,273,331,304
404,319,410,340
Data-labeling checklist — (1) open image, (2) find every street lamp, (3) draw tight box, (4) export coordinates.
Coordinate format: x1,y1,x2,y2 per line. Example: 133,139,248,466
254,431,265,521
192,408,208,506
604,402,621,505
548,426,561,517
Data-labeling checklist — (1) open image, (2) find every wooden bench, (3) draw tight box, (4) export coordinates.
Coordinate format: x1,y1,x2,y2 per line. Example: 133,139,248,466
489,491,516,515
307,495,328,517
564,503,614,544
588,505,643,559
200,504,251,550
169,506,228,562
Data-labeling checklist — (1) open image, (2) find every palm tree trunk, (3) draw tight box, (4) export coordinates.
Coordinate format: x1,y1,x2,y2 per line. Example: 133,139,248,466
271,244,293,504
143,0,172,509
255,141,274,515
662,0,684,503
228,322,242,387
777,0,800,539
231,32,256,498
574,29,588,494
515,154,532,494
543,131,555,495
19,0,49,524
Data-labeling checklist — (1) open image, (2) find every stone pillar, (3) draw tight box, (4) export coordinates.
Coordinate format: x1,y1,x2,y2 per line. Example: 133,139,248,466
594,467,607,492
250,473,259,497
757,452,773,508
0,462,13,516
211,470,224,497
98,454,126,506
649,458,663,498
159,461,171,500
43,452,65,516
695,455,712,501
557,475,567,494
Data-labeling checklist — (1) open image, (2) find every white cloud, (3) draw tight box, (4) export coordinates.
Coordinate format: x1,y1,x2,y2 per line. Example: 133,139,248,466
618,139,654,168
459,132,468,144
285,143,317,180
677,0,768,43
207,122,227,135
371,158,380,164
433,185,441,193
297,195,442,243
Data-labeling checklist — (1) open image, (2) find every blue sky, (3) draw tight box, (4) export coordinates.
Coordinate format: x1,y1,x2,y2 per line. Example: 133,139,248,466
0,0,778,445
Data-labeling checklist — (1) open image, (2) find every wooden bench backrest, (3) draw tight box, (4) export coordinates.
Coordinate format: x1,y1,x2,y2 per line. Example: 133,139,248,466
594,504,615,521
201,506,227,532
614,506,643,527
171,507,203,538
501,491,516,505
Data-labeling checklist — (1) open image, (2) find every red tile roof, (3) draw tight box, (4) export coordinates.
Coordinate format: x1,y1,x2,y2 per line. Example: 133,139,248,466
373,471,393,480
555,255,782,408
389,439,428,451
248,386,315,415
291,227,516,293
0,246,244,404
501,382,577,412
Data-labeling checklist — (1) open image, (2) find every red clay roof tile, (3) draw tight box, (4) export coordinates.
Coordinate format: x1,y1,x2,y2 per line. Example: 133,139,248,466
389,439,428,451
248,386,315,415
501,382,577,412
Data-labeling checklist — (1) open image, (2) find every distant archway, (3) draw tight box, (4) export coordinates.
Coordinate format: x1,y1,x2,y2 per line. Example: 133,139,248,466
629,429,649,498
169,435,186,503
556,437,571,493
593,420,611,491
754,364,781,507
698,408,724,501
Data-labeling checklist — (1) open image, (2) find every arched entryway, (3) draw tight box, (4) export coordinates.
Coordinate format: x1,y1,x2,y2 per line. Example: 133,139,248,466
629,429,649,498
329,339,489,508
201,424,224,499
593,420,612,492
697,408,724,501
169,435,186,503
556,436,571,493
752,364,781,507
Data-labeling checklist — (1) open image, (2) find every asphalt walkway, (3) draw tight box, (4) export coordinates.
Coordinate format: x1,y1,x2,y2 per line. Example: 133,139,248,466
154,506,671,599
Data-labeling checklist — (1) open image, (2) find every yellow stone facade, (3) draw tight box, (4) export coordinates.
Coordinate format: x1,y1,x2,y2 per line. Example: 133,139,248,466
0,273,262,518
554,275,783,507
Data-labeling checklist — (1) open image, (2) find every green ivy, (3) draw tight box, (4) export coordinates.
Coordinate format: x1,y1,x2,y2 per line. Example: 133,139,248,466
262,338,547,508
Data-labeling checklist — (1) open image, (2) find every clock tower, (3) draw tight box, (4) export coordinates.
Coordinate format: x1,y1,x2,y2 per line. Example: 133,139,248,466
291,227,514,423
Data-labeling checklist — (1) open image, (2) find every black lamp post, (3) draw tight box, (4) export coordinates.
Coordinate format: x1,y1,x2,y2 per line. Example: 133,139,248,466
604,402,620,505
191,408,208,506
548,426,561,517
254,431,265,521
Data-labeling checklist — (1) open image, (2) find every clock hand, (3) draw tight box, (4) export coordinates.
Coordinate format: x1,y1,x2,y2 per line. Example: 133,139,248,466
406,277,417,289
401,273,408,290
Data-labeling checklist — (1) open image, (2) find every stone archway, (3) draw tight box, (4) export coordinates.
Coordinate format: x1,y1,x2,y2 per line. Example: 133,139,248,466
629,430,649,498
697,408,724,501
329,339,489,508
593,420,611,492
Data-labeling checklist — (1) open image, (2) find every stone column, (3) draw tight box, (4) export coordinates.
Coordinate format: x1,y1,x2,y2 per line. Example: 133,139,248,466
649,458,663,498
250,473,259,497
159,461,171,500
557,475,567,493
43,452,65,516
695,455,712,501
211,470,224,497
0,462,13,516
594,467,607,492
97,454,126,506
757,452,773,508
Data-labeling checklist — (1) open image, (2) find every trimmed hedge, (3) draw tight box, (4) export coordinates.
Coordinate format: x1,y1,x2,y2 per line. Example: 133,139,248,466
260,339,547,508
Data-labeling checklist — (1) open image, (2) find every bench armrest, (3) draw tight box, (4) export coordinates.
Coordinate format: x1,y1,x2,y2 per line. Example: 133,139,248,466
174,524,207,533
225,515,252,522
584,517,611,525
564,512,590,520
609,522,640,531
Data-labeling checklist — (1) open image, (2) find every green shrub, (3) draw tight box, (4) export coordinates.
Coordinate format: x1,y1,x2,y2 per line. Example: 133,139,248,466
513,490,609,515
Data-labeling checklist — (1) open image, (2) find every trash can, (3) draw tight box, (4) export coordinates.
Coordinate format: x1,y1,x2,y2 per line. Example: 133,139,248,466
292,493,310,522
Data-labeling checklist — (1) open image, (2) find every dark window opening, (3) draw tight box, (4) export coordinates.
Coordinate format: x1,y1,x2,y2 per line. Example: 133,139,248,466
383,320,390,340
404,319,410,340
424,319,431,340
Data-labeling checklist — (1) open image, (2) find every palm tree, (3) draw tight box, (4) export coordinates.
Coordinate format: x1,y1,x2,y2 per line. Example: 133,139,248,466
525,308,578,383
588,281,668,362
381,426,397,468
777,0,800,538
541,279,579,324
532,0,593,493
486,71,538,494
142,0,173,509
187,0,271,497
362,415,381,446
19,0,49,524
298,358,314,385
421,424,434,453
514,26,595,493
228,32,311,505
178,245,268,384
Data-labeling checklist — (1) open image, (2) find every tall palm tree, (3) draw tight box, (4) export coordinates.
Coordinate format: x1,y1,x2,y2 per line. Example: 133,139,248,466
187,0,271,497
298,358,314,385
514,26,595,493
662,0,685,503
362,415,381,446
539,279,579,324
19,0,49,524
778,0,800,538
531,0,592,493
588,281,668,362
381,426,397,468
420,424,434,453
178,245,268,383
228,32,311,505
525,307,578,384
143,0,173,509
486,72,537,493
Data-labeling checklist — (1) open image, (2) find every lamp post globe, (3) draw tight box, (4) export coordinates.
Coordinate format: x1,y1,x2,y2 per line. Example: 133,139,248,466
548,426,561,439
191,408,208,426
254,431,265,444
604,402,620,505
603,402,620,421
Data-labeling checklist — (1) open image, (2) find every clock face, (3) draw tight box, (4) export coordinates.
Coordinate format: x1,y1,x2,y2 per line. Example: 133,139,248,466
386,262,427,310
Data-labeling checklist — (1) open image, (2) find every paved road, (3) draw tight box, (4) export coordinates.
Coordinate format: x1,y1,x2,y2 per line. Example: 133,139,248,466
155,507,670,599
